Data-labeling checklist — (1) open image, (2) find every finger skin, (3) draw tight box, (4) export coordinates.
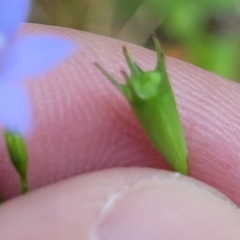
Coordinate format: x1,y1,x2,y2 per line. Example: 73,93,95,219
0,24,240,206
0,168,240,240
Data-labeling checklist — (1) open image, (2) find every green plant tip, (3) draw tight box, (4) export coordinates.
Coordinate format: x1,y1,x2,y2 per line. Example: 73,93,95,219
96,37,188,175
4,130,30,193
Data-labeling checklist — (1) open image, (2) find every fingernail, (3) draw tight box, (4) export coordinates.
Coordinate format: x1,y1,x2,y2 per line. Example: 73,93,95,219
94,178,240,240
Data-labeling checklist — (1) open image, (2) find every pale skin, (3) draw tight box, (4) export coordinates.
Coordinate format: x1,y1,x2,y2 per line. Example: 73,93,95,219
0,24,240,239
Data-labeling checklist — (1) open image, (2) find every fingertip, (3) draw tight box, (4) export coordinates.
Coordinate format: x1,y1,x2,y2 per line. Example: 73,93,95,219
1,24,240,207
1,168,240,240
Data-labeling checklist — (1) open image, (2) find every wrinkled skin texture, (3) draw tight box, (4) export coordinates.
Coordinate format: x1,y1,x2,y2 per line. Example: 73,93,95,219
0,24,240,239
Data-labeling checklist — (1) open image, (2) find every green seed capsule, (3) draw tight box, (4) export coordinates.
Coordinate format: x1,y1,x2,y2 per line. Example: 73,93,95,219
95,35,188,175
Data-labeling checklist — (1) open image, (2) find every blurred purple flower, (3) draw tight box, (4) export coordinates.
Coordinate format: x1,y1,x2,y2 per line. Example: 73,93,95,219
0,0,75,133
0,0,30,44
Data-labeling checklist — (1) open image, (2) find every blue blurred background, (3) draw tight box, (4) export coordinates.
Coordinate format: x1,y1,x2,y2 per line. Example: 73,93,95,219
29,0,240,81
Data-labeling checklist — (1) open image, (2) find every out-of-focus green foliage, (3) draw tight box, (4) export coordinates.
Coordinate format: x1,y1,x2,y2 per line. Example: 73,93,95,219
149,0,240,80
110,0,145,35
31,0,89,29
30,0,240,81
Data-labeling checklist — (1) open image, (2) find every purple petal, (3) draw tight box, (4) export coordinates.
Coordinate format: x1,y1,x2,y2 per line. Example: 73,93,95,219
0,0,30,41
1,35,75,81
0,81,31,133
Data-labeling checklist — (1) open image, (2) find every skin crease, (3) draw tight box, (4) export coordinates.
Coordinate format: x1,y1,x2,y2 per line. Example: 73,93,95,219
0,24,240,239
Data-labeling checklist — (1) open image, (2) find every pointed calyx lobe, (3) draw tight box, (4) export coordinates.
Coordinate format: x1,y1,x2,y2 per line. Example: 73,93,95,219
95,36,188,175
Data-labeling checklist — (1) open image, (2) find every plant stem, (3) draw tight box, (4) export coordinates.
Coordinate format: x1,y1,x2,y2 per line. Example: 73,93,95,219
0,195,4,204
20,177,29,194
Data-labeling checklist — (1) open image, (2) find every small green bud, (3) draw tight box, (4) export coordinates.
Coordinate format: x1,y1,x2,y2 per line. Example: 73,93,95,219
95,35,188,174
4,130,29,193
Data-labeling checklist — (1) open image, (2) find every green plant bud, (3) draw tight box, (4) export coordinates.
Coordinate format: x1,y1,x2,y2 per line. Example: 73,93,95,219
4,130,29,193
95,35,188,174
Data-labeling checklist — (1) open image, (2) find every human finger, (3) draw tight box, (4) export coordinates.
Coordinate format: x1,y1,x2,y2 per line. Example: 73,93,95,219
0,168,240,240
1,24,240,206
